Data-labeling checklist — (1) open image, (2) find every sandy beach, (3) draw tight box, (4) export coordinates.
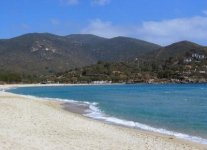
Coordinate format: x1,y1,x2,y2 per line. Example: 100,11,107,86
0,85,206,150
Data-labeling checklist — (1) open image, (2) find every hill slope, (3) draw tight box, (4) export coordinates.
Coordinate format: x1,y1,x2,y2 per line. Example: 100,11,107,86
150,41,207,60
54,41,207,84
0,33,161,74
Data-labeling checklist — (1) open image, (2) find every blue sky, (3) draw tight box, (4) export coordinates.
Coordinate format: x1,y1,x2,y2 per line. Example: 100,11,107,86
1,0,207,45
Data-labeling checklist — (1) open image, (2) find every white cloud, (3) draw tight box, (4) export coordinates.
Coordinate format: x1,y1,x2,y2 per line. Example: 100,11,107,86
91,0,110,6
60,0,79,5
81,19,129,38
81,16,207,46
137,16,207,45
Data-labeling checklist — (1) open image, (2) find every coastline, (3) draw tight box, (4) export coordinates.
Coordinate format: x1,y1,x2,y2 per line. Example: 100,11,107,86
0,84,206,149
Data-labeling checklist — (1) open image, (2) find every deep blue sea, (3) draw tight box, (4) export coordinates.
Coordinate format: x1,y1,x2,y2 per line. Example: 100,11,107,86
8,84,207,144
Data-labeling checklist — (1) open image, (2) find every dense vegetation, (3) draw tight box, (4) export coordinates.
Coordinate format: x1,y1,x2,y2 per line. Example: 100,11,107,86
0,71,42,84
47,56,207,84
44,41,207,84
1,56,207,84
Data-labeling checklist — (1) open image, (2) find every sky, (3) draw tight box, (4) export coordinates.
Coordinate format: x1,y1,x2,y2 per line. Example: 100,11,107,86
1,0,207,45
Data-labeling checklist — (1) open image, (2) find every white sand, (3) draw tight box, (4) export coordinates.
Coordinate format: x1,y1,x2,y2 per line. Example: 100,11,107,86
0,88,206,150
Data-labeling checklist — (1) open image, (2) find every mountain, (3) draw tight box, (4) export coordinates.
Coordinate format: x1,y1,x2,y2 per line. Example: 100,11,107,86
91,36,161,61
52,41,207,84
150,41,207,60
0,33,161,75
1,34,207,84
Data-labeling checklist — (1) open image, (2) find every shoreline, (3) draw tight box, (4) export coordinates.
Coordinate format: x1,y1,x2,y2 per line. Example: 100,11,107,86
62,98,207,146
0,84,207,149
60,101,207,149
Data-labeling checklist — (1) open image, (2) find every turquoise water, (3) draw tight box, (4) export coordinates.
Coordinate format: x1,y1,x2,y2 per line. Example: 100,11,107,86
8,84,207,144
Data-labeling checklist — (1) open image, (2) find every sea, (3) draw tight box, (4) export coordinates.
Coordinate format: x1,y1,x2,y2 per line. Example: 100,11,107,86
8,84,207,144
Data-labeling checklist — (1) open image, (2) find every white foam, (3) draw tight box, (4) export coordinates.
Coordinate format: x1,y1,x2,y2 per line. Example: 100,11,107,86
84,102,207,145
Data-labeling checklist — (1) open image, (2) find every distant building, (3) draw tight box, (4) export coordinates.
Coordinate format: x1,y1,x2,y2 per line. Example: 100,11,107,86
91,81,112,84
199,71,206,74
184,58,192,63
192,53,205,60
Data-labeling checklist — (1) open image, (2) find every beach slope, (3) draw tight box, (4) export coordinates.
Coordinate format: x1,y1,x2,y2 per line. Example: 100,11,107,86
0,91,205,150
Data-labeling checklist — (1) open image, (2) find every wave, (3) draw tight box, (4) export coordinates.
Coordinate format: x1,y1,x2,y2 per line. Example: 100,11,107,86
84,102,207,145
6,92,207,145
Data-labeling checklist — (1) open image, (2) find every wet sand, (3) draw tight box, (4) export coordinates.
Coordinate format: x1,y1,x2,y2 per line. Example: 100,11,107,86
61,102,89,114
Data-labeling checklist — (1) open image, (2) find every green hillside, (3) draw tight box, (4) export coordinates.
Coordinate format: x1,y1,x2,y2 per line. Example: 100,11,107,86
0,33,161,75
